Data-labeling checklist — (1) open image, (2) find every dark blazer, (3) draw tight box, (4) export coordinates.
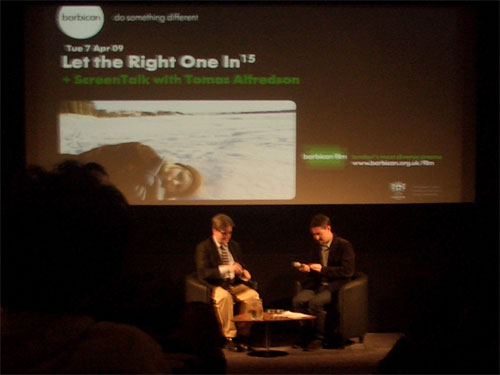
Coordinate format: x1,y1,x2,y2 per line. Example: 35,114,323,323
195,237,248,289
301,234,355,292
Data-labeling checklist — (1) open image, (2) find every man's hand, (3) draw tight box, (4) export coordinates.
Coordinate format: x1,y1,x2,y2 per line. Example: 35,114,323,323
298,264,311,273
229,262,252,280
230,262,244,275
241,269,251,281
309,263,323,272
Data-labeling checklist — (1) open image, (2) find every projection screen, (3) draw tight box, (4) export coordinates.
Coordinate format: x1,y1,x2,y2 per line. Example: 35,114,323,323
23,2,477,205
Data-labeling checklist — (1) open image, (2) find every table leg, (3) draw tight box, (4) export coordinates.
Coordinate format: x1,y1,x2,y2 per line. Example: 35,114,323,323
264,321,271,351
247,321,288,358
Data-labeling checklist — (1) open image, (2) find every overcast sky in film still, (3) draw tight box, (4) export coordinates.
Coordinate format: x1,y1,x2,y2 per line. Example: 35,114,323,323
93,100,296,114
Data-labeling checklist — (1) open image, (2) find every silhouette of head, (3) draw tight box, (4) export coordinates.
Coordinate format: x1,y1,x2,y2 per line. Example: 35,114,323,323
3,160,131,313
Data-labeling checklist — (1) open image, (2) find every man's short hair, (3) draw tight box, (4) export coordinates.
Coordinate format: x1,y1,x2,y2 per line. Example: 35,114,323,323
310,214,331,228
212,213,235,231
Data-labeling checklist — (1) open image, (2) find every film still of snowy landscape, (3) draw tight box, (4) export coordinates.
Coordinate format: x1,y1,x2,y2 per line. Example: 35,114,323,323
59,101,296,202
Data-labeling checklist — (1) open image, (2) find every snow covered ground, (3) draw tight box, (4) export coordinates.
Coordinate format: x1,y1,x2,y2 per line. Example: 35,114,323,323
59,111,296,201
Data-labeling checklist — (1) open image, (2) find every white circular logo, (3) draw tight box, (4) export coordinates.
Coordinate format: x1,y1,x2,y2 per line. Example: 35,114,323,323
56,6,104,39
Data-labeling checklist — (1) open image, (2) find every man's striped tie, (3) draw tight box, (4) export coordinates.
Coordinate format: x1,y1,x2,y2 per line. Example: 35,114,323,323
220,243,230,265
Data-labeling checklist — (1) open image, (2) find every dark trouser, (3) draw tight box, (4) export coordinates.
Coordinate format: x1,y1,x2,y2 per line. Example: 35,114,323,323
293,287,332,341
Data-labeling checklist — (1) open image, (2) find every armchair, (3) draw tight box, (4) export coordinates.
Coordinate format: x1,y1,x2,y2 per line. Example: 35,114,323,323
295,272,368,343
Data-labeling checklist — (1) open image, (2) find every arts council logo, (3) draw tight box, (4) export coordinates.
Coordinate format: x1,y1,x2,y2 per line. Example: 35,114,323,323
56,6,104,39
390,181,406,200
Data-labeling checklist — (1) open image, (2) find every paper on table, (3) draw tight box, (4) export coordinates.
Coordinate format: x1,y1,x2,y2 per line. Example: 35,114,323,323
280,311,313,319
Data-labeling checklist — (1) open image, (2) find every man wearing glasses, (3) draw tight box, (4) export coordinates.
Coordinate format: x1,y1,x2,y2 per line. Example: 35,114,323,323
195,213,259,352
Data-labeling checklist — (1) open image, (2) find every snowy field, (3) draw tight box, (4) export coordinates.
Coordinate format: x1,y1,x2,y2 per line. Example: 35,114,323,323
59,112,296,201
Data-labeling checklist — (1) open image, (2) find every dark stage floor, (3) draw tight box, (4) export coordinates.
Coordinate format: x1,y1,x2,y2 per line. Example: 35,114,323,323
224,332,403,374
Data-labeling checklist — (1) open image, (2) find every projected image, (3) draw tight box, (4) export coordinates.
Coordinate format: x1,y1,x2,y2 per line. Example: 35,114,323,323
58,100,296,204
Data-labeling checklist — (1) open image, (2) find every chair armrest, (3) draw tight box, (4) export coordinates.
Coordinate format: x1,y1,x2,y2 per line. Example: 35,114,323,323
340,272,368,293
185,273,212,304
339,272,368,305
294,280,303,295
338,272,368,340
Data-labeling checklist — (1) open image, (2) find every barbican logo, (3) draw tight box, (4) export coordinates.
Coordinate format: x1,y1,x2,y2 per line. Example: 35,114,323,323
56,6,104,39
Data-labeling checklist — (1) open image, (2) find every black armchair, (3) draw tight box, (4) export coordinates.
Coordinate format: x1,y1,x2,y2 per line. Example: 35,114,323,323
295,272,368,343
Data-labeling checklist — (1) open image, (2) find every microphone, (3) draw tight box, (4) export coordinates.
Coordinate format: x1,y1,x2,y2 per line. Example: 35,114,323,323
291,261,304,269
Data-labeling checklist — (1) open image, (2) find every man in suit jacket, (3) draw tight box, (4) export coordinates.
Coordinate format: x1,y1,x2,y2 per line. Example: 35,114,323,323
293,213,355,350
195,213,260,352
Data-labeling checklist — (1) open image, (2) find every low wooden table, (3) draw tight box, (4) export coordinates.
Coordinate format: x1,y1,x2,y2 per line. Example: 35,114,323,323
233,311,316,357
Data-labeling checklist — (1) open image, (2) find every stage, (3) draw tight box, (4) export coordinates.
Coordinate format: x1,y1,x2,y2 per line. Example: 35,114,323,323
224,332,403,374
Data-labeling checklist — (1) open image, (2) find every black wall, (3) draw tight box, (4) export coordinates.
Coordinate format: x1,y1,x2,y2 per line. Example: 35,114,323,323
2,2,498,336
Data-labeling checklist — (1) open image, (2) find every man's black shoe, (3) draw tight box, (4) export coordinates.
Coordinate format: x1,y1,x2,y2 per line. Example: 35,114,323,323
292,338,307,349
238,342,253,352
304,339,324,351
324,337,349,349
233,337,254,352
292,332,314,349
225,338,243,352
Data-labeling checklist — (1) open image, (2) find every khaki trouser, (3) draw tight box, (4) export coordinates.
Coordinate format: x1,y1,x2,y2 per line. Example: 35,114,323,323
212,283,259,338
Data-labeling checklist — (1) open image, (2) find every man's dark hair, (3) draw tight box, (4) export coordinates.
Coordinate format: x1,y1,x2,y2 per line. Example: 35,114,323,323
310,214,331,228
3,160,131,313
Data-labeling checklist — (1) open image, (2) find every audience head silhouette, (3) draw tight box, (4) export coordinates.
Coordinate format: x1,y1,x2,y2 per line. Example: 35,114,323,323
3,160,131,313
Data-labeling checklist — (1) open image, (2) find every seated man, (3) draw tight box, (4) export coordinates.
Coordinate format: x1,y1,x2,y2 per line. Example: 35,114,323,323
293,213,355,350
60,141,202,204
195,213,260,352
